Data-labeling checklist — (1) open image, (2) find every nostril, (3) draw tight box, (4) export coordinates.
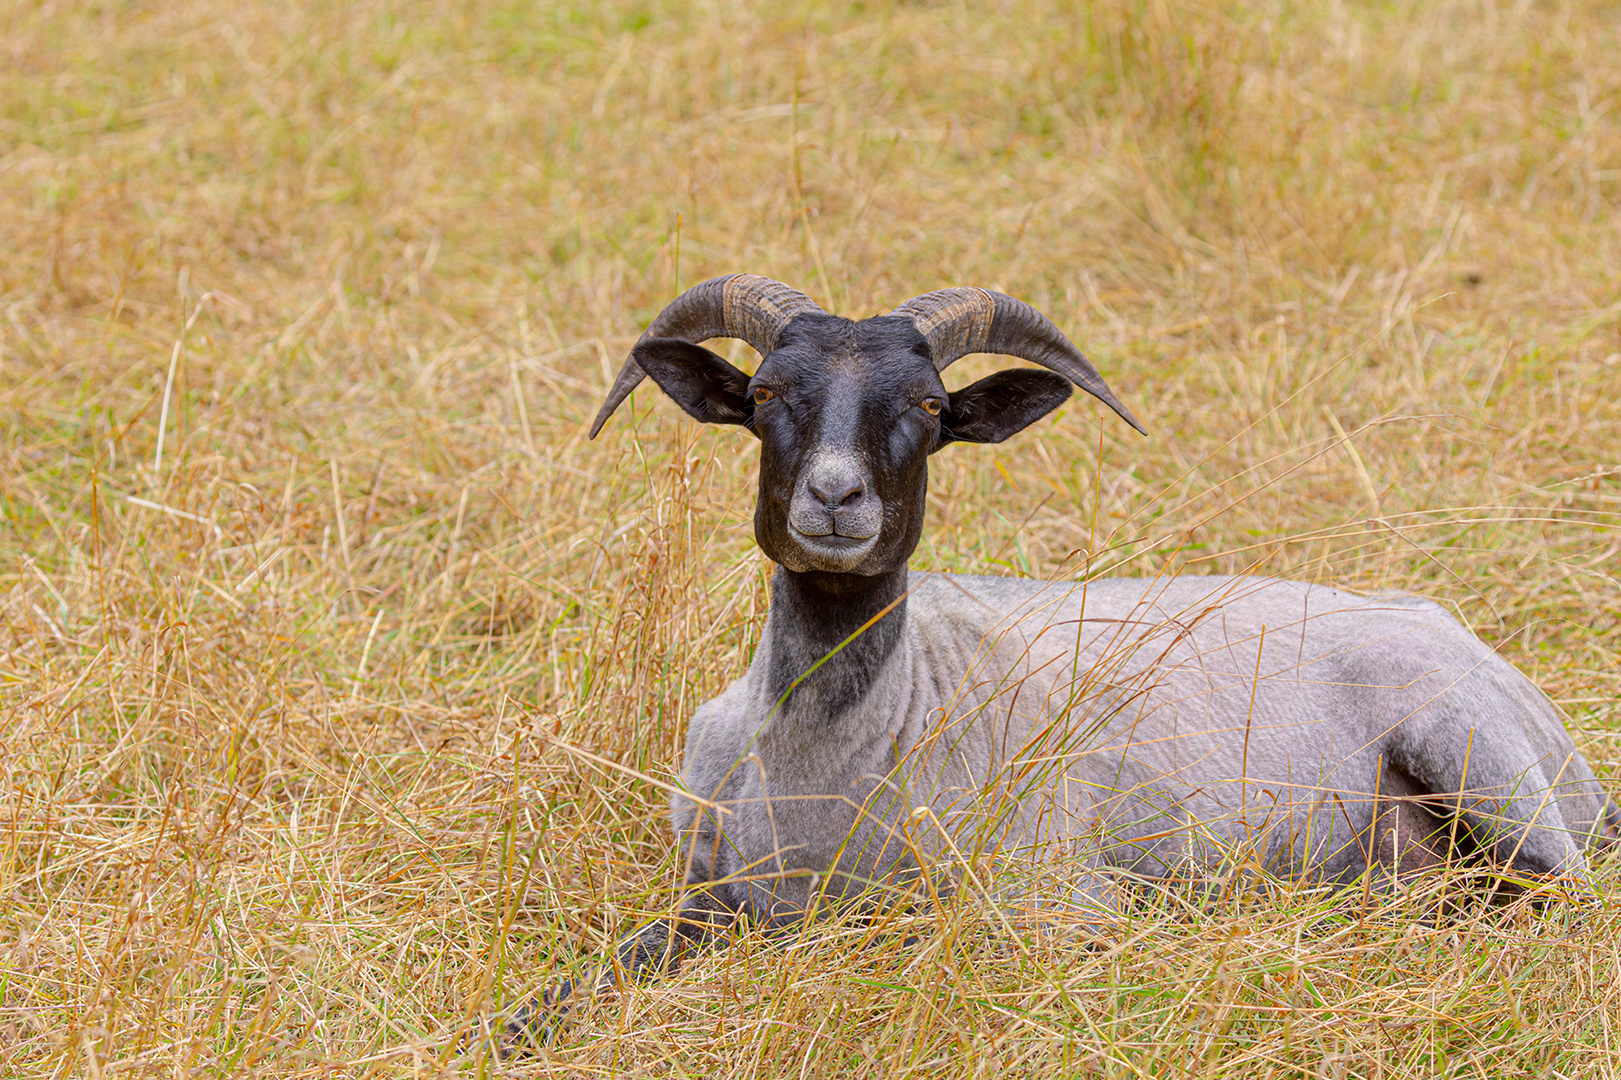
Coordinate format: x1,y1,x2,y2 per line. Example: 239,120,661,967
808,477,863,510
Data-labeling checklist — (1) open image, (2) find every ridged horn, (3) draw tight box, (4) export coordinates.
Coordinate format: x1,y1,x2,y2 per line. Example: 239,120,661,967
891,287,1146,434
589,274,826,437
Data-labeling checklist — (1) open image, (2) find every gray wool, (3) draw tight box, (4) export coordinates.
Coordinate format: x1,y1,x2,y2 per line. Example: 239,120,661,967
672,572,1612,921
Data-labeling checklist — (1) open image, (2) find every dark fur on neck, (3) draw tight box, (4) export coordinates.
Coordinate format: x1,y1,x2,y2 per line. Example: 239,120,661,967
764,566,909,714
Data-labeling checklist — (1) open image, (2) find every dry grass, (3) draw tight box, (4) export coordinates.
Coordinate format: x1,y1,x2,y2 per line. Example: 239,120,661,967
3,0,1620,1075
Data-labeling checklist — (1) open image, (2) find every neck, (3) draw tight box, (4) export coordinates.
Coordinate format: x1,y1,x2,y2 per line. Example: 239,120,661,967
763,564,910,713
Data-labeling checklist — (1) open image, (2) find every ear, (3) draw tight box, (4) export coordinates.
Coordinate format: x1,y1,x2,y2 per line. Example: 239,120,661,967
629,338,755,429
936,369,1073,448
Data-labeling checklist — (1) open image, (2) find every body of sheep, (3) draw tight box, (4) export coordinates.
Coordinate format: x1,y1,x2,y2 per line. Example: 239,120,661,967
674,572,1613,923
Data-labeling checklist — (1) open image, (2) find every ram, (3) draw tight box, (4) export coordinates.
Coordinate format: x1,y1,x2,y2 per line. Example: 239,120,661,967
505,274,1617,1046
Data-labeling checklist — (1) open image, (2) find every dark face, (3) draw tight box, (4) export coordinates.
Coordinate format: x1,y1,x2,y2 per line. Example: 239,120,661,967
630,314,1074,576
748,315,941,574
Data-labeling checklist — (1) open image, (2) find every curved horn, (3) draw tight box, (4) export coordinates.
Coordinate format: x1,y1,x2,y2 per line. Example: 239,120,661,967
589,274,826,437
891,287,1146,434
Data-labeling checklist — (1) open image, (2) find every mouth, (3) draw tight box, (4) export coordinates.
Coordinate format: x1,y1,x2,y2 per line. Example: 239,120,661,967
786,528,878,572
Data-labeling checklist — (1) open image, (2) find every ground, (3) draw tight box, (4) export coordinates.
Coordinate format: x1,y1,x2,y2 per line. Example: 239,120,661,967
2,0,1619,1076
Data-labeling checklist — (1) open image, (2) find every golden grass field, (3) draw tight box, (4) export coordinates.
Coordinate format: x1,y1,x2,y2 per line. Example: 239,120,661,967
3,0,1620,1075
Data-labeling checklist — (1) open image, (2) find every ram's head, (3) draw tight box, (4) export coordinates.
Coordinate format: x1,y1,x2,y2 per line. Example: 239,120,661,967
592,275,1143,576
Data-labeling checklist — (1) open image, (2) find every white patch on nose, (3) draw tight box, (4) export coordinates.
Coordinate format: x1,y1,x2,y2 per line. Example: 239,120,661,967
784,449,882,572
789,450,878,539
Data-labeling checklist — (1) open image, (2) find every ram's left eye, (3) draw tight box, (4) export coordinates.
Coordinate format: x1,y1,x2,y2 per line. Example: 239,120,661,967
920,398,943,416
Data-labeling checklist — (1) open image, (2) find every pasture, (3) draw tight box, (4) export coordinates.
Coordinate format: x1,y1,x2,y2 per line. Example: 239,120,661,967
3,0,1619,1075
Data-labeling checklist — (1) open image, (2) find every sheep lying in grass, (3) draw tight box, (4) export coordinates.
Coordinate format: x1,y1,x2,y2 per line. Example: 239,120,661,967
498,274,1617,1049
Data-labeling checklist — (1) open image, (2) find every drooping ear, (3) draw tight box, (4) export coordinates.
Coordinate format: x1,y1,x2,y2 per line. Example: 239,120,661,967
627,338,755,429
936,369,1073,449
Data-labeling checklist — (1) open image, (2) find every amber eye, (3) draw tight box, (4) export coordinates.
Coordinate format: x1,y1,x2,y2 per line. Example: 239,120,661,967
920,397,943,416
752,387,776,405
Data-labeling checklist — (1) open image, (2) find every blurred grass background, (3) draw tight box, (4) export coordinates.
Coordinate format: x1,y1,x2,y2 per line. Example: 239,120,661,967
2,0,1619,1075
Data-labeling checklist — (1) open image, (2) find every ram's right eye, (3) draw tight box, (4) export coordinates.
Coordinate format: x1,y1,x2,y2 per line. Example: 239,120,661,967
752,387,776,405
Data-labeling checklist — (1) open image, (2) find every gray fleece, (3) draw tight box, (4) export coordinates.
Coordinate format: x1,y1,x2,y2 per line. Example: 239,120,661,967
671,572,1614,921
